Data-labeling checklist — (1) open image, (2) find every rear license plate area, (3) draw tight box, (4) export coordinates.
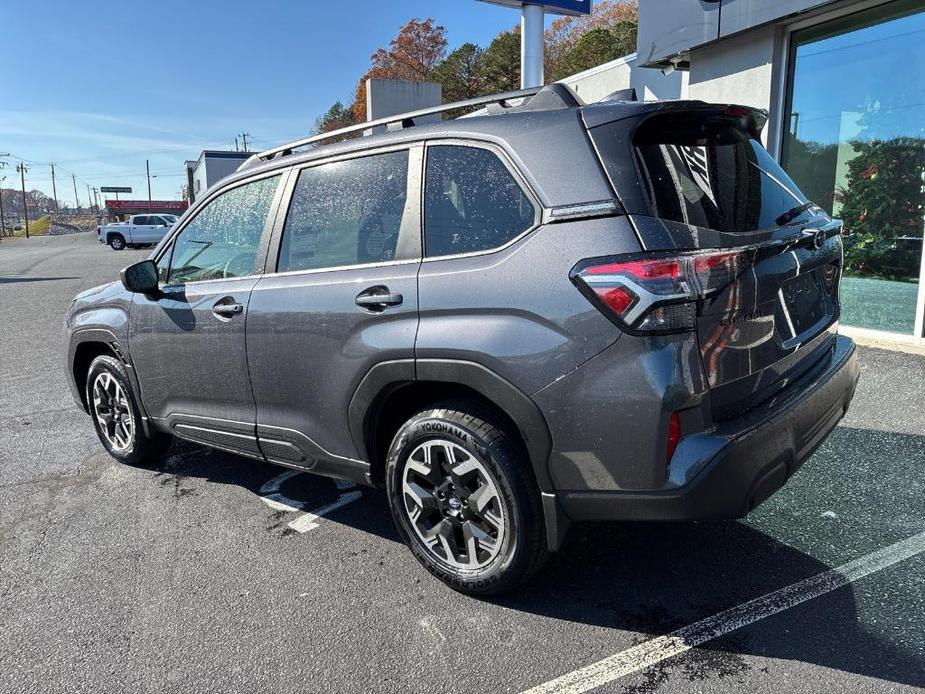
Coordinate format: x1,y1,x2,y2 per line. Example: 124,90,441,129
780,272,827,338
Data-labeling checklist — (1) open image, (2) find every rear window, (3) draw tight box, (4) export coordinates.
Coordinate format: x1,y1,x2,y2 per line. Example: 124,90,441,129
625,114,810,232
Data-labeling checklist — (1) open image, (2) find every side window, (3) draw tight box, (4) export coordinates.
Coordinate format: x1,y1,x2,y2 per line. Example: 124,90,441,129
424,145,536,258
277,150,409,273
156,244,172,283
167,175,280,284
134,216,150,226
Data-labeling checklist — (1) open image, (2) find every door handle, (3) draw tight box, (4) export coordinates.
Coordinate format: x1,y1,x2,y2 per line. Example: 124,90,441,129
212,299,244,317
355,286,403,310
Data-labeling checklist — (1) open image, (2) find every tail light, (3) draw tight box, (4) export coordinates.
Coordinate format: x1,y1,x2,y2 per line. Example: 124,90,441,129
571,250,749,334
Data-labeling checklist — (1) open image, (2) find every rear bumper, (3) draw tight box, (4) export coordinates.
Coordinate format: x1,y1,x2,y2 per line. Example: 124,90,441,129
559,334,859,522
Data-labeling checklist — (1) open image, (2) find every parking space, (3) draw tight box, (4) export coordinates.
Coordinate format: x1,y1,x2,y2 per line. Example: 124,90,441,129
1,233,923,693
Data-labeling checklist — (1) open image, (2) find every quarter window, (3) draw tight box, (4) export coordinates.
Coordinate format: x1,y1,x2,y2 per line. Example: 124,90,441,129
167,175,280,284
278,150,409,273
424,145,536,258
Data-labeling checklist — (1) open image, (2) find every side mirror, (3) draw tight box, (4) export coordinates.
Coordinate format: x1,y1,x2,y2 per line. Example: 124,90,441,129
120,259,159,295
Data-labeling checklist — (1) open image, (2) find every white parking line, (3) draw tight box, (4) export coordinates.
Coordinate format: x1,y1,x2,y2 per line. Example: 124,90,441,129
287,490,363,533
523,530,925,694
258,470,363,533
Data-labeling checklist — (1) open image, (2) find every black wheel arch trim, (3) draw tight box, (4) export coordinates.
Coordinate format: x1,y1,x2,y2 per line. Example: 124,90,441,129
349,358,568,551
349,359,554,490
68,328,154,437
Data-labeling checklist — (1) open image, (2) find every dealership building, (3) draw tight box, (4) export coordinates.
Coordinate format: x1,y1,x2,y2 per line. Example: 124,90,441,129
563,0,925,345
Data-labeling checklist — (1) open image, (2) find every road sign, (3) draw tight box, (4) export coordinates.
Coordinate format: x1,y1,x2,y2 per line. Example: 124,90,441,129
479,0,591,16
100,186,133,194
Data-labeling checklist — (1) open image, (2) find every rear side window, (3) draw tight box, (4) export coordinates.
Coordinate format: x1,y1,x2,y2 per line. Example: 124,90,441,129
134,216,150,225
424,145,536,258
278,150,409,272
603,113,810,233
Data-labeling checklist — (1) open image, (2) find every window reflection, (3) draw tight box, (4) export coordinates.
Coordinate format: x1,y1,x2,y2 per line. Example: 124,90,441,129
783,1,925,334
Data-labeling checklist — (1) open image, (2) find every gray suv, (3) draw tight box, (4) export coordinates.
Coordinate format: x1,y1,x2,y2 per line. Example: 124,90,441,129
65,85,860,594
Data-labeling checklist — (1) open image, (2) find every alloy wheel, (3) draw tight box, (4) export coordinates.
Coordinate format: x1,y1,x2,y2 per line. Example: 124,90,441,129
91,372,134,451
401,438,506,570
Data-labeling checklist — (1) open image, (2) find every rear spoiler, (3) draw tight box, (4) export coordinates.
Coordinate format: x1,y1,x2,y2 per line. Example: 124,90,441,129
583,100,769,139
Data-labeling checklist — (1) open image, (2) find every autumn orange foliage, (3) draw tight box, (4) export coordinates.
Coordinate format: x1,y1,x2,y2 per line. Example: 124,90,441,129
351,18,448,121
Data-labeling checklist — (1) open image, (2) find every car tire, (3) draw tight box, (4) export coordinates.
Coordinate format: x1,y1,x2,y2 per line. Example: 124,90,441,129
385,402,548,595
109,234,126,251
85,355,171,466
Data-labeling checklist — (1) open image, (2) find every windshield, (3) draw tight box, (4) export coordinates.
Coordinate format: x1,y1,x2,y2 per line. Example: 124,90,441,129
631,114,815,233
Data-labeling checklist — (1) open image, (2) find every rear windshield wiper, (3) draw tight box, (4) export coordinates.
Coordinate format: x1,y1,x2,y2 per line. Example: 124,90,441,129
775,202,816,226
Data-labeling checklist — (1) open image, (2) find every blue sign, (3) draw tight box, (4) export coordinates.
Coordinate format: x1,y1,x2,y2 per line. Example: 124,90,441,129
479,0,592,17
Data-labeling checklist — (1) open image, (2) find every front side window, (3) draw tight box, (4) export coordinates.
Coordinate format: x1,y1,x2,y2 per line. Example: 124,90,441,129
167,175,280,284
424,145,536,258
277,150,409,273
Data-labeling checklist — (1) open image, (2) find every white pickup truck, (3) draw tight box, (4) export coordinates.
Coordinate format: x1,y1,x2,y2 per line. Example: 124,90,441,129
98,214,177,250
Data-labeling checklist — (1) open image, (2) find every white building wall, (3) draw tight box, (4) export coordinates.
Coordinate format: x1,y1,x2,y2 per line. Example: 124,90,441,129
560,53,685,104
191,161,209,199
367,79,442,122
686,26,778,144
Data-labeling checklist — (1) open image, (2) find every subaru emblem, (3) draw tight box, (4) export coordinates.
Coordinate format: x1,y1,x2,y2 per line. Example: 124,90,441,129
813,230,825,250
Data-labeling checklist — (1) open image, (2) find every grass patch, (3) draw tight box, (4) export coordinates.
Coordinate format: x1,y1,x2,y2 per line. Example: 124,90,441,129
12,216,52,237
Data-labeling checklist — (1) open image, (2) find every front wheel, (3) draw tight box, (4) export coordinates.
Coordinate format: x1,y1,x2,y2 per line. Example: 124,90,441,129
385,403,547,595
86,355,171,466
108,234,125,251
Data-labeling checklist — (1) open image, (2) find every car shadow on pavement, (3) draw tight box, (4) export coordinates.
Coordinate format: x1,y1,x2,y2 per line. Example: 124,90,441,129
498,520,924,689
136,428,924,690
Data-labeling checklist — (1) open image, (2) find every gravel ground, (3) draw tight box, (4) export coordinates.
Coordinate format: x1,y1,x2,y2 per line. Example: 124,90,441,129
0,233,923,694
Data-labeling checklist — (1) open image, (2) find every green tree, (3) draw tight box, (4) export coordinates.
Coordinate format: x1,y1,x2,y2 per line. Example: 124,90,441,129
314,101,358,134
544,0,637,78
433,42,484,103
479,29,520,94
835,137,925,280
552,28,622,81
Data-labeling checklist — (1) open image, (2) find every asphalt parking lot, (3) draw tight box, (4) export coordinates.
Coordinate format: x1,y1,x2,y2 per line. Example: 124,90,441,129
1,232,923,693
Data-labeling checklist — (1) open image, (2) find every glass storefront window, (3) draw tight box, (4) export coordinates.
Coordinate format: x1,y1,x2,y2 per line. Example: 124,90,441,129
782,1,925,336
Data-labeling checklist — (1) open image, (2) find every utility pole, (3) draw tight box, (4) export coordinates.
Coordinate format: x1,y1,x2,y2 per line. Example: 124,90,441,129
0,174,6,237
239,131,250,151
146,159,152,209
86,185,93,213
72,173,80,210
50,163,59,214
0,156,7,236
16,163,29,238
234,135,239,152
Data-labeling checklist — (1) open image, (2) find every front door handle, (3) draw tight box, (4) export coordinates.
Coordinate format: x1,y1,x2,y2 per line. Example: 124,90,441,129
212,298,244,318
355,286,403,311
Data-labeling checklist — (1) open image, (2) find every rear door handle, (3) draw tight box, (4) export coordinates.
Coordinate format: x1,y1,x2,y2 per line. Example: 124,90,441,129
355,286,403,310
212,299,244,317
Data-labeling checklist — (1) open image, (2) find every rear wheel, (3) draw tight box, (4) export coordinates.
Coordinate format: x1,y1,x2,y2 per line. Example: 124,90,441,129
109,234,125,251
385,403,547,595
86,355,171,466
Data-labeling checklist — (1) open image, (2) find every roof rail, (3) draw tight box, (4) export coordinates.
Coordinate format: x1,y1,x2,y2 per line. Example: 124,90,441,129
244,85,575,169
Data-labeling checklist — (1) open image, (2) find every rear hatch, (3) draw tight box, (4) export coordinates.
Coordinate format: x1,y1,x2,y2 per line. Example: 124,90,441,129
585,103,843,419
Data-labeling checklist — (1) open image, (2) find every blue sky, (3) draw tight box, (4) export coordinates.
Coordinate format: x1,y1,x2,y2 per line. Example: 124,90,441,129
0,0,536,204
